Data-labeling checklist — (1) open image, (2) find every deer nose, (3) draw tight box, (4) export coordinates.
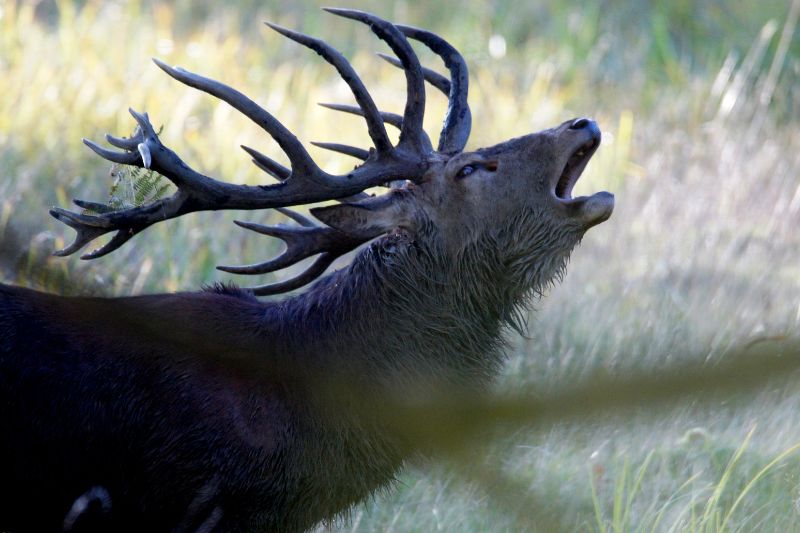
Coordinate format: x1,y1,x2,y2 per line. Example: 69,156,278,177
569,118,592,130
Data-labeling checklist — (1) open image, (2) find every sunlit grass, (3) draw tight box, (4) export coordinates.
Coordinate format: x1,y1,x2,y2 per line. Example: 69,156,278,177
2,1,800,531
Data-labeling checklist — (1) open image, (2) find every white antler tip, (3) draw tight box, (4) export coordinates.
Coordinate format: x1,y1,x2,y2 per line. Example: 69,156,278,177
137,143,152,169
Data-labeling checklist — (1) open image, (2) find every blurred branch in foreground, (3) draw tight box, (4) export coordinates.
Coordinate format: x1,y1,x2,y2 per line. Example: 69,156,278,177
364,338,799,531
378,338,798,454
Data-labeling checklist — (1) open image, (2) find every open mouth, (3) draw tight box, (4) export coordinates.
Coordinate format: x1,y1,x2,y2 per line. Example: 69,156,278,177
554,134,600,201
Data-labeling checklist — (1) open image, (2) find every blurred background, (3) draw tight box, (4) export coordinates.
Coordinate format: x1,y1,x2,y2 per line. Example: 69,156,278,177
1,0,799,530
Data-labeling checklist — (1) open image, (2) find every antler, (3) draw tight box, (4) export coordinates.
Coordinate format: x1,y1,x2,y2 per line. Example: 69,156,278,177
321,25,471,153
219,214,365,296
52,9,472,294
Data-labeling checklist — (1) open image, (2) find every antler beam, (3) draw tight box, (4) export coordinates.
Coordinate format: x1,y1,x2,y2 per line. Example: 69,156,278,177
53,106,420,259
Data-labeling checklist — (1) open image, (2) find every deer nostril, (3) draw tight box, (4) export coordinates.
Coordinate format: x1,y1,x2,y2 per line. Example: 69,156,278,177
569,118,591,130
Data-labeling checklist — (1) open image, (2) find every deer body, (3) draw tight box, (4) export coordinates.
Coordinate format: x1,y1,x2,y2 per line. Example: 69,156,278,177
0,223,567,532
1,278,407,531
1,9,613,532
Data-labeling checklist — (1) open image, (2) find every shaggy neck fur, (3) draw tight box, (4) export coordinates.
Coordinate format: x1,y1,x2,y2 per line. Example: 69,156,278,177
268,208,581,395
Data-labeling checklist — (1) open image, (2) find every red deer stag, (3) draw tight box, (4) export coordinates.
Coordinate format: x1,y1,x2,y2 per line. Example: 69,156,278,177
0,8,613,533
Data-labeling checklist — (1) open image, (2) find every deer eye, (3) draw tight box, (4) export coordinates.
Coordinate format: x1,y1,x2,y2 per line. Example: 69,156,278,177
455,161,498,180
455,164,477,179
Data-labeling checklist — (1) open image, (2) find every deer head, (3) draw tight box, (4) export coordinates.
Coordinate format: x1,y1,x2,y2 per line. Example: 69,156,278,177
51,8,613,298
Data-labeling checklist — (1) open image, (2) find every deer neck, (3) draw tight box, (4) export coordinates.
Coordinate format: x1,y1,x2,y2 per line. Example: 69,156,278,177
289,231,545,393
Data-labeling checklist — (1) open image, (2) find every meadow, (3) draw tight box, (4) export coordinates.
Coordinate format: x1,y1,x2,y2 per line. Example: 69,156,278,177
1,0,799,530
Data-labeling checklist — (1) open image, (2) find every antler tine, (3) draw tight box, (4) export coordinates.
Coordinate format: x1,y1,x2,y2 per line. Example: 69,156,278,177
219,190,394,290
275,207,316,228
395,25,472,153
152,59,320,178
83,138,141,166
376,53,451,96
50,208,114,256
50,207,137,259
105,131,141,151
324,8,428,152
218,219,366,296
311,141,369,161
240,145,290,181
318,102,403,130
73,199,118,215
249,253,340,296
265,22,393,155
217,221,360,275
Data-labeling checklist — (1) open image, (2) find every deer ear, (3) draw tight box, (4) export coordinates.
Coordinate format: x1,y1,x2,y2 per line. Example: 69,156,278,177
311,193,413,240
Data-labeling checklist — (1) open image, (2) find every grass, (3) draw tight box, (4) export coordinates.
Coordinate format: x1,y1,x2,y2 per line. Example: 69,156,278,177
2,0,800,531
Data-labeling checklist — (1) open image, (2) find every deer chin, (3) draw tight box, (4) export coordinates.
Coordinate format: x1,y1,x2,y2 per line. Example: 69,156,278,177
565,191,615,229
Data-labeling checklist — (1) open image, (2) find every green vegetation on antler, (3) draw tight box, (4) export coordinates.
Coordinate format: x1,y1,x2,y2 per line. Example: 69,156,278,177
102,164,172,212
